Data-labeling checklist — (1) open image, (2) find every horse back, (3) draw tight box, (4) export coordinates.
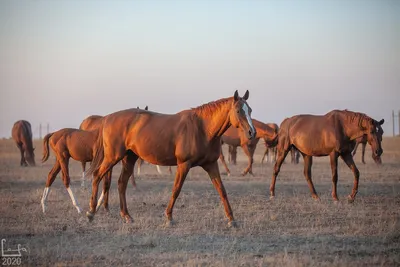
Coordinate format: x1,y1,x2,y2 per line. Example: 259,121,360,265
50,128,98,162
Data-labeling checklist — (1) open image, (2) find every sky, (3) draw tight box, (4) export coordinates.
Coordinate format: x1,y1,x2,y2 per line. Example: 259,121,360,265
1,0,399,138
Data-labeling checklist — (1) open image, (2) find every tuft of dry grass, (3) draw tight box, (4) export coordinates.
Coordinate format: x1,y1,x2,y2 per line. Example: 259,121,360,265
0,137,399,266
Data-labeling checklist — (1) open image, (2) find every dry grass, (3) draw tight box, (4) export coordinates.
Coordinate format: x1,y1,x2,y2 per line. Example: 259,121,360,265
0,137,399,266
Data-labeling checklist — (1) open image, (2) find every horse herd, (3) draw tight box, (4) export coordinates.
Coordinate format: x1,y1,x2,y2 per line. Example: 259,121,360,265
11,90,384,228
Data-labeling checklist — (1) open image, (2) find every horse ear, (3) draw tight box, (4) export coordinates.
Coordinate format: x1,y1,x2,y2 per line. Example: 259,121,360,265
379,119,384,125
145,106,148,110
234,90,239,101
243,90,249,100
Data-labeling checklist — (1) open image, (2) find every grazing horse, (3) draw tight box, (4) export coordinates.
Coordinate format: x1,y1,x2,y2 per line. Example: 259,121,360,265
220,119,278,176
270,110,384,202
11,120,35,166
85,90,256,227
352,121,384,164
40,128,114,213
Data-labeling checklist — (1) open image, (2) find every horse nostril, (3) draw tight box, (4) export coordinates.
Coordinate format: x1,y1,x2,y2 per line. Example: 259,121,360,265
248,130,252,136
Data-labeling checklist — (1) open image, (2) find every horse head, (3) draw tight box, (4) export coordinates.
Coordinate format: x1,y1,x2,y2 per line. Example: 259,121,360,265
229,90,256,140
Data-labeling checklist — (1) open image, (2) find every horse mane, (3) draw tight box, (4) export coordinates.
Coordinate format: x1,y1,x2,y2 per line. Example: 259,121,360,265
340,109,373,129
191,97,233,118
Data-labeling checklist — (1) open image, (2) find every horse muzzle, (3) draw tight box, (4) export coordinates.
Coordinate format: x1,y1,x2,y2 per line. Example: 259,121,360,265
246,128,257,140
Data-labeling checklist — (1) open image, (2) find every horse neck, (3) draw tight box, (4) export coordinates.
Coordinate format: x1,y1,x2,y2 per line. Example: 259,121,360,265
253,120,275,140
192,98,233,140
339,112,366,140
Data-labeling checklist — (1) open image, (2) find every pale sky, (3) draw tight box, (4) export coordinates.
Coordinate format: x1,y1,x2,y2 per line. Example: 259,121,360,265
1,0,399,138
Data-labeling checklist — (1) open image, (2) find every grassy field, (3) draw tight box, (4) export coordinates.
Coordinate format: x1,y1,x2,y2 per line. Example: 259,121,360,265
0,137,399,266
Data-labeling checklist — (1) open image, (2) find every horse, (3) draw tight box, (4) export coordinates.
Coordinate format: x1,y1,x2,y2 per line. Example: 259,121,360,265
85,90,256,228
79,106,164,185
352,122,384,164
270,110,384,203
219,119,278,176
40,128,113,214
11,120,35,166
260,123,279,164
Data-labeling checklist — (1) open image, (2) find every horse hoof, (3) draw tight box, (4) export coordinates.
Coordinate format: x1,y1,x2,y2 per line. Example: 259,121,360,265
347,196,355,203
124,216,133,224
165,219,175,227
86,211,94,222
228,220,238,228
312,195,320,201
269,195,275,201
227,173,231,177
76,207,82,214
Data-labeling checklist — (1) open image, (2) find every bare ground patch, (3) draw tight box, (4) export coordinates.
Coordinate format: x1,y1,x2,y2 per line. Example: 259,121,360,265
0,138,399,266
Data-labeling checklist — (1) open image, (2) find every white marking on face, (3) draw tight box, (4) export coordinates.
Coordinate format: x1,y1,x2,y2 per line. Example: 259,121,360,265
242,103,256,136
67,187,82,213
96,191,105,212
41,187,50,213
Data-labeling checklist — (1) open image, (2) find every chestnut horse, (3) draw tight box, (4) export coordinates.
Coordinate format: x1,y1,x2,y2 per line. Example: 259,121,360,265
352,120,384,164
79,106,164,184
11,120,35,166
270,110,384,202
86,90,256,227
220,119,278,176
41,128,114,213
260,123,279,164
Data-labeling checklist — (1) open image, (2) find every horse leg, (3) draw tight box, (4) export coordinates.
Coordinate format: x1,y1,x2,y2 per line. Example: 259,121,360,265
261,147,268,164
18,144,27,167
136,157,142,176
241,144,255,176
352,142,359,157
340,153,360,203
87,156,121,221
59,156,82,213
361,142,366,164
329,152,339,201
156,165,162,174
202,161,236,228
96,168,113,212
118,153,138,223
165,161,191,226
273,147,278,163
81,162,86,187
302,155,319,200
270,147,290,199
168,166,172,175
41,160,61,213
228,145,232,164
219,149,231,176
231,146,237,165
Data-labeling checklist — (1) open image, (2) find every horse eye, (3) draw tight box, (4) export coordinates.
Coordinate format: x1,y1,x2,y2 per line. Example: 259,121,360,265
237,110,240,114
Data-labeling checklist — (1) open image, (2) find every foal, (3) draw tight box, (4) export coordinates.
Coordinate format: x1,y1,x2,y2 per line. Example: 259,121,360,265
41,128,112,213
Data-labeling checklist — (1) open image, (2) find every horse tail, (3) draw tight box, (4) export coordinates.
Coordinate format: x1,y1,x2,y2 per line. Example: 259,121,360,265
85,126,104,177
41,133,54,163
